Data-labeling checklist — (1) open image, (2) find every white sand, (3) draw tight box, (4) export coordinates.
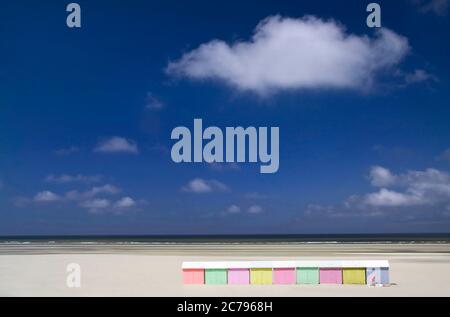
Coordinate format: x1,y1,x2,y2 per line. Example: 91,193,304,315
0,243,449,297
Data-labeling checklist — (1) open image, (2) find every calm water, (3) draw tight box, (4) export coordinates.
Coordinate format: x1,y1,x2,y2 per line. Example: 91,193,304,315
0,234,449,244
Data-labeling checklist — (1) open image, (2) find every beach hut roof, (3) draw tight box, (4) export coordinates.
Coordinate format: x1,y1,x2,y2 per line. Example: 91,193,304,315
182,260,389,269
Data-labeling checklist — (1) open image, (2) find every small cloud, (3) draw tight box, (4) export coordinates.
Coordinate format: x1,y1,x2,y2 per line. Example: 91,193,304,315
181,178,229,193
33,191,61,202
363,188,425,207
54,146,79,156
94,137,139,154
145,92,164,110
89,184,121,196
114,196,136,208
396,69,438,86
404,69,436,84
227,204,241,214
44,174,102,184
80,198,111,213
65,184,121,201
415,0,449,16
248,205,263,214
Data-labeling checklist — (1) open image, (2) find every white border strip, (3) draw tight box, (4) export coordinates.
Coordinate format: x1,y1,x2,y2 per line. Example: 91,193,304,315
182,260,389,269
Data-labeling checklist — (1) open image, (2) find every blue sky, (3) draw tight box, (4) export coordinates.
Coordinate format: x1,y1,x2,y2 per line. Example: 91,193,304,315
1,0,450,235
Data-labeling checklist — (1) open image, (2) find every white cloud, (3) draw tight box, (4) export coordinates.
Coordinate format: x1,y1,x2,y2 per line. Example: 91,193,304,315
17,182,139,214
369,166,397,187
65,184,121,201
227,204,241,213
248,205,263,214
167,15,409,95
305,166,450,219
33,191,61,202
114,197,136,208
145,92,164,110
45,174,102,184
89,184,121,196
181,178,229,193
359,167,450,208
94,137,139,154
81,197,138,214
80,199,111,213
363,188,425,207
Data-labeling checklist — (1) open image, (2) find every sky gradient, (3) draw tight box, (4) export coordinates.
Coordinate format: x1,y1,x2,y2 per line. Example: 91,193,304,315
1,0,450,235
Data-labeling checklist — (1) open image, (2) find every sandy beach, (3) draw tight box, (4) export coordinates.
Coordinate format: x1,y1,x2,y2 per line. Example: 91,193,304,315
0,243,449,297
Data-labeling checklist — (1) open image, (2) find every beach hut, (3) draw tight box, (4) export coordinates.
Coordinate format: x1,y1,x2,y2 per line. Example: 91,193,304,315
296,267,319,284
182,269,204,284
228,269,250,285
250,268,273,285
363,260,390,285
273,268,296,284
342,268,366,284
319,268,342,284
205,269,227,285
366,267,390,285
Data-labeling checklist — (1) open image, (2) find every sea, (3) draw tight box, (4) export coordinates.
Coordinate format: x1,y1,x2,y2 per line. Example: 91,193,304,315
0,233,449,245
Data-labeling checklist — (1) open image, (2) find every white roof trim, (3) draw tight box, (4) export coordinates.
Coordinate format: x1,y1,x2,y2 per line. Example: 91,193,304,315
182,260,389,269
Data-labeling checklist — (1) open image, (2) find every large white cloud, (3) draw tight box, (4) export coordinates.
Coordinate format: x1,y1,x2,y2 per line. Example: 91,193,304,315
167,15,409,94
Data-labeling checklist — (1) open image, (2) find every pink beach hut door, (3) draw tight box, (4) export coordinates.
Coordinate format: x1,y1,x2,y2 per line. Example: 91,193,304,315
319,268,342,284
228,269,250,285
273,268,296,284
183,269,204,284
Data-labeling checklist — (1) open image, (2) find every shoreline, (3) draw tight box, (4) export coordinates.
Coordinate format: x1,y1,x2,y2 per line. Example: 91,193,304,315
0,242,449,255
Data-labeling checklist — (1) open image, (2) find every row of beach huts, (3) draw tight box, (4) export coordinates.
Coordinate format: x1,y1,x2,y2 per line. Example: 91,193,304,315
182,260,389,286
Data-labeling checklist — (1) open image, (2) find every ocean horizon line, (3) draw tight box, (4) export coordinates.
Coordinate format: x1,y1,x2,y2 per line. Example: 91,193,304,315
1,233,449,244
